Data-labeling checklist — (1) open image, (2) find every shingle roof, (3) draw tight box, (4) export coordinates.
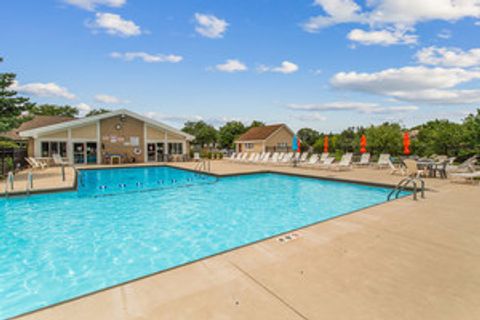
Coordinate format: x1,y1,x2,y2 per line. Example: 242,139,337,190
236,124,285,141
1,115,74,140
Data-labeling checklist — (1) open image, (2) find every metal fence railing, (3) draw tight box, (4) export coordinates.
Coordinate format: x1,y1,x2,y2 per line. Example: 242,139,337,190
0,147,27,178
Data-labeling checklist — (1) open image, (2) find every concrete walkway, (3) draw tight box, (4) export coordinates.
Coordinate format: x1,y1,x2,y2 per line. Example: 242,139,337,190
13,161,480,320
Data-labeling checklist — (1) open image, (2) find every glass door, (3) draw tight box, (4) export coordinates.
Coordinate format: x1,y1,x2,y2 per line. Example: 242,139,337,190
73,143,85,164
86,142,97,164
156,143,165,162
147,143,156,162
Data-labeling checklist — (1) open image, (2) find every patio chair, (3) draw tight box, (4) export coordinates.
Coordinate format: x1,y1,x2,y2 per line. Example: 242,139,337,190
25,157,42,170
450,171,480,184
355,153,370,167
373,153,390,169
226,152,236,161
330,153,353,171
292,152,301,162
319,152,329,163
193,152,201,161
250,153,260,163
433,160,448,179
403,159,428,178
30,157,48,169
279,152,294,165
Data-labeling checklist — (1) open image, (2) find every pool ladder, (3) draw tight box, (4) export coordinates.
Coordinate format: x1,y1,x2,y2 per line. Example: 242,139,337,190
194,159,211,173
388,177,425,201
3,171,34,197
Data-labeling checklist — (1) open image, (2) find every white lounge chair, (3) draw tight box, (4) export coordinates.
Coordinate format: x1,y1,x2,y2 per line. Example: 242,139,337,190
319,152,329,163
300,154,319,167
388,159,405,176
250,153,260,163
237,153,249,162
279,152,294,165
355,153,370,167
29,157,48,169
53,154,69,166
330,153,353,171
277,152,286,162
193,152,201,161
226,152,236,161
450,171,480,184
373,153,390,169
261,152,271,163
292,152,301,162
299,152,309,162
318,157,335,169
447,156,477,173
270,152,280,163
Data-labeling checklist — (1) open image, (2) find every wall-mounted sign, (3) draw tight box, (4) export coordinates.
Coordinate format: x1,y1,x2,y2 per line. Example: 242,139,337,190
130,136,139,146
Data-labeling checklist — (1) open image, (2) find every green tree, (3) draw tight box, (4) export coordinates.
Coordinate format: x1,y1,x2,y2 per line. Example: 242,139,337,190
412,120,465,157
218,121,246,149
0,57,33,132
335,127,358,153
461,109,480,157
27,104,78,117
365,123,403,155
297,128,320,147
247,120,265,129
182,121,218,147
86,108,110,117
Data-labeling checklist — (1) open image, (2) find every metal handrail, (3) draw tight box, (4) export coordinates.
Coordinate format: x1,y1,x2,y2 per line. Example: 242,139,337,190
26,171,33,195
388,176,425,201
4,171,14,197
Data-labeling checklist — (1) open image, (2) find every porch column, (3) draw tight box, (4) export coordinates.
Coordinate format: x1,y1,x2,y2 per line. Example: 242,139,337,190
164,131,168,158
143,123,148,163
96,121,101,164
67,128,73,164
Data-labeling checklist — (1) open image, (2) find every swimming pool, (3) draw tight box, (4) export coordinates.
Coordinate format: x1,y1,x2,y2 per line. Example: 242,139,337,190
0,166,406,318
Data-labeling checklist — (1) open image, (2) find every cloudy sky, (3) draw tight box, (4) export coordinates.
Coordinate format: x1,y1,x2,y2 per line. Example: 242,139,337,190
1,0,480,132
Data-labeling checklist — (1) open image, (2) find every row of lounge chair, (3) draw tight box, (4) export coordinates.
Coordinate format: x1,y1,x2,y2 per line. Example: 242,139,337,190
226,152,393,171
25,154,69,170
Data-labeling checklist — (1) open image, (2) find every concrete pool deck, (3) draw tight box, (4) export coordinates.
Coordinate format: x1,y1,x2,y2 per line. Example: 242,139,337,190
9,161,480,320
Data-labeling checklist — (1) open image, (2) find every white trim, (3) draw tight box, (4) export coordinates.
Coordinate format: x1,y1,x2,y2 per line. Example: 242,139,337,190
96,121,101,164
163,131,168,155
19,109,194,141
143,122,147,163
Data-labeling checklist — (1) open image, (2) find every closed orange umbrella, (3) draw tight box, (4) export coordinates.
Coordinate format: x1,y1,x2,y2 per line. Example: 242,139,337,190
403,131,411,155
323,136,329,153
360,134,367,154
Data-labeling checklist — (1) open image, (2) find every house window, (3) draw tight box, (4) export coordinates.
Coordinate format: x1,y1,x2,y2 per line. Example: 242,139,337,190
276,142,288,152
41,141,67,157
245,143,254,149
168,143,183,155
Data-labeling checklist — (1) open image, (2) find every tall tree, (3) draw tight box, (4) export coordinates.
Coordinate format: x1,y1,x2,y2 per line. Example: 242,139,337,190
461,109,480,157
218,121,246,149
0,57,33,132
86,108,110,117
247,120,265,129
297,128,320,147
182,121,218,147
365,123,403,155
27,104,78,117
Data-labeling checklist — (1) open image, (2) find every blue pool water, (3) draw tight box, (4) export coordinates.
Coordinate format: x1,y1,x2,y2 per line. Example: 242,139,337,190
0,166,406,318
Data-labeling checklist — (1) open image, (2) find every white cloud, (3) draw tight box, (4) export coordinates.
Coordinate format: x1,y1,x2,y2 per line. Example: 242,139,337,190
76,103,92,115
215,59,247,73
331,66,480,105
194,13,228,39
416,47,480,68
146,112,235,127
347,28,417,46
88,12,142,37
64,0,126,11
305,0,480,32
288,101,418,114
293,112,328,122
11,81,76,100
110,52,183,63
437,29,452,39
94,94,128,104
258,61,299,74
476,21,480,26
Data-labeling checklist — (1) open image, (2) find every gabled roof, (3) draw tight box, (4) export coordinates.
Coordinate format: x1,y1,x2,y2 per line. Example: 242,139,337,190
19,109,195,141
1,115,74,140
236,124,293,142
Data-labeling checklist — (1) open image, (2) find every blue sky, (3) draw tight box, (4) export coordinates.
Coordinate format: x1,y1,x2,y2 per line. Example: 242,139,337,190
1,0,480,132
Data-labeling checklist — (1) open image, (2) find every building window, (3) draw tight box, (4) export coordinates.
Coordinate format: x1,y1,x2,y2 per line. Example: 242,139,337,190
276,142,288,152
245,143,254,149
168,143,183,155
41,141,67,157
